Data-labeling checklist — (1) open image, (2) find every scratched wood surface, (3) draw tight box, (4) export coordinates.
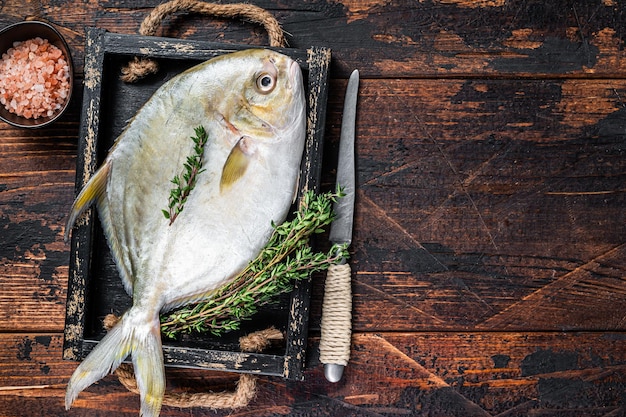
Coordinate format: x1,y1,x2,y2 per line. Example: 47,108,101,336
1,0,626,416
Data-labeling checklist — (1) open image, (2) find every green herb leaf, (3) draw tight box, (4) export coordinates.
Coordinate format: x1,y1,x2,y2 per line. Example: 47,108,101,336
164,126,208,224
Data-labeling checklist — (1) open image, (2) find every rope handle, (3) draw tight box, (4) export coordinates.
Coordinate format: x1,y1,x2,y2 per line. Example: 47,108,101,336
319,263,352,367
103,314,283,409
120,0,286,82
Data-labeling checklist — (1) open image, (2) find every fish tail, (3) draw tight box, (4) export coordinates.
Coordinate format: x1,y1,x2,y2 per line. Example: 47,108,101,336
65,312,165,417
133,326,165,417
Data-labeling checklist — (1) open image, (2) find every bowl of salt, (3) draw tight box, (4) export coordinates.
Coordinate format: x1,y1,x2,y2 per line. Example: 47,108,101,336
0,20,73,128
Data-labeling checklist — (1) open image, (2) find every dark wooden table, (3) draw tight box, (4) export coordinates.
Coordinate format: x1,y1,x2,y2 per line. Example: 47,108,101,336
2,1,626,416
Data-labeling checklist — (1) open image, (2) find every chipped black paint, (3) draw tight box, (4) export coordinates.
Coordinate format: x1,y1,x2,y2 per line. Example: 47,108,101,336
450,80,564,133
538,376,626,409
0,215,67,306
521,348,579,377
16,337,33,361
491,354,511,368
397,386,492,417
34,336,52,348
0,218,56,260
495,38,598,73
15,336,54,362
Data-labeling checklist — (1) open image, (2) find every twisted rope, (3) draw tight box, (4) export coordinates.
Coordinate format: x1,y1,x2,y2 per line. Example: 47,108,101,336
319,263,352,366
120,0,286,82
103,314,282,409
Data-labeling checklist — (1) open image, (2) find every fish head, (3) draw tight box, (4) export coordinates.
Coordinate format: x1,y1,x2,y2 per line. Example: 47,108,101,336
219,49,305,140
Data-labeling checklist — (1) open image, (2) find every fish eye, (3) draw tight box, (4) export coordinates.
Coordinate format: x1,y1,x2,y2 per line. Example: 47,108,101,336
256,72,276,94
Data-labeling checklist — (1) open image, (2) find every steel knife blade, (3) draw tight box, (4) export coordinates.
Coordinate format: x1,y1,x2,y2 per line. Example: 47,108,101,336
320,69,359,383
328,70,358,248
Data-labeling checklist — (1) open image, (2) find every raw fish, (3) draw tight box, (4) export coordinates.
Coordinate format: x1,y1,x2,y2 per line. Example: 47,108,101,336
65,49,306,417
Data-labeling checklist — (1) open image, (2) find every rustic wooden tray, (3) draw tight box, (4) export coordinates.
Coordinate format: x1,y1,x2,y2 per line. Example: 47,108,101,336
63,27,330,380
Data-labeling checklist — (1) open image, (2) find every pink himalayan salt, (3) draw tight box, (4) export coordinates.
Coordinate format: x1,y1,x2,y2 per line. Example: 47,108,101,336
0,37,70,120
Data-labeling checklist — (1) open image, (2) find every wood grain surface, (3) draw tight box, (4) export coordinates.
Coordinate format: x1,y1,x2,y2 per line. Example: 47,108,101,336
1,0,625,416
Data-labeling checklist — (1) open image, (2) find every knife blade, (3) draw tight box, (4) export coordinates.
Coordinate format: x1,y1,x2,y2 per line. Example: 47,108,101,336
319,69,359,383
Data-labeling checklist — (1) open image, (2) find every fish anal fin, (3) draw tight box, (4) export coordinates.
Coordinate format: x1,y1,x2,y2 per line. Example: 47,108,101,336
65,161,111,242
220,136,255,192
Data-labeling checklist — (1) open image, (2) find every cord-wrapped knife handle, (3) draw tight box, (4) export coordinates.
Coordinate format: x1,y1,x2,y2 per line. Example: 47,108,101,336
319,262,352,382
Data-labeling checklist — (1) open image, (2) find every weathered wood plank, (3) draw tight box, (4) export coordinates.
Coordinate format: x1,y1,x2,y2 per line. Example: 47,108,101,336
2,1,623,78
2,77,626,333
0,124,78,332
374,332,626,416
1,332,625,416
1,1,625,415
335,77,626,332
18,0,626,78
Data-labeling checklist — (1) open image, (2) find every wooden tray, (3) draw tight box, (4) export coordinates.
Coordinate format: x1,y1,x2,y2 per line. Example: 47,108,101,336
63,27,330,380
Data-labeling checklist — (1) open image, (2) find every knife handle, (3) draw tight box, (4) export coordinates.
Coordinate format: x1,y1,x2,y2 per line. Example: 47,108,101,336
319,262,352,382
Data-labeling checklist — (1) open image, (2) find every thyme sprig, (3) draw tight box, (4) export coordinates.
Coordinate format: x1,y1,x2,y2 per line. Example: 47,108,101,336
163,126,208,225
160,188,348,338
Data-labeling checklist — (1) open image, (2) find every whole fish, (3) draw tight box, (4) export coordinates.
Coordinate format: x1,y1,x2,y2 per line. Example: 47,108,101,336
64,49,306,417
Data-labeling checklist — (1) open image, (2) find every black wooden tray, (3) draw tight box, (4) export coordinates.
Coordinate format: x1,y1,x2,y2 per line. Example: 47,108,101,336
63,27,330,380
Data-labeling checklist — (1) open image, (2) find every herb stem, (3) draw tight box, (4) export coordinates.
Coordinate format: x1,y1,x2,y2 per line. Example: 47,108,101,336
163,126,208,224
160,189,347,338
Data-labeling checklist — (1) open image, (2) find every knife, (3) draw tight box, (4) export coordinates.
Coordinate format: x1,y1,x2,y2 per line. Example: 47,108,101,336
319,69,359,383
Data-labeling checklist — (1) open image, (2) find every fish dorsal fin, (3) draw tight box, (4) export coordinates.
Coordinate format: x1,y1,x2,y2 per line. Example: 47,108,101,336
65,160,111,242
220,136,255,192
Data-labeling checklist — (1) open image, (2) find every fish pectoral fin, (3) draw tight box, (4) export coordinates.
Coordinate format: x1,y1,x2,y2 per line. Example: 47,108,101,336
64,160,111,242
220,136,255,192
